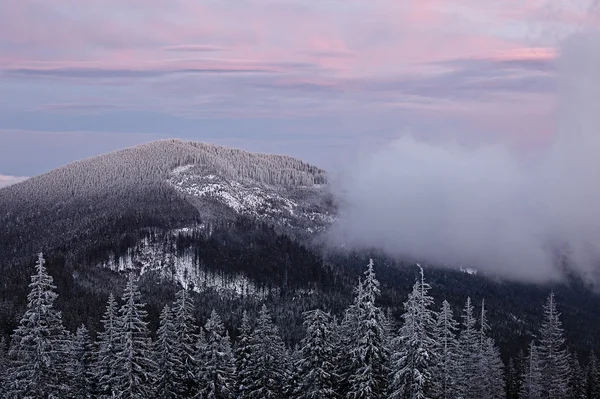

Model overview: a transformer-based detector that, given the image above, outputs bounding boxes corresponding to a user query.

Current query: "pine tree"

[0,336,8,396]
[113,273,156,399]
[5,253,71,398]
[568,351,587,399]
[431,300,459,399]
[474,300,505,399]
[342,259,389,399]
[538,292,570,398]
[197,310,235,399]
[587,351,600,399]
[389,265,436,399]
[242,304,288,399]
[295,309,338,399]
[69,324,94,399]
[506,358,520,399]
[94,293,120,398]
[456,297,479,399]
[520,341,543,399]
[234,311,253,398]
[154,305,181,399]
[172,288,198,397]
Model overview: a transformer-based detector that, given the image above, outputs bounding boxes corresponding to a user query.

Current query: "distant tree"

[432,299,460,399]
[520,341,543,399]
[197,310,235,399]
[68,324,94,399]
[154,305,181,399]
[538,292,570,398]
[388,265,436,399]
[113,273,156,399]
[295,309,338,399]
[5,253,71,398]
[94,293,120,398]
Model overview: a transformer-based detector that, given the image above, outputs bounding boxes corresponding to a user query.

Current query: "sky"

[1,0,593,185]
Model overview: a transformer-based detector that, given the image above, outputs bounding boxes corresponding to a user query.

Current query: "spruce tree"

[538,292,570,398]
[474,300,505,399]
[113,273,156,399]
[242,304,288,399]
[234,311,253,398]
[172,288,198,397]
[568,352,587,399]
[343,259,389,399]
[69,324,94,399]
[5,253,71,399]
[0,337,8,396]
[432,300,459,399]
[456,297,479,399]
[295,309,338,399]
[587,351,600,399]
[520,341,542,399]
[154,305,181,399]
[388,265,436,399]
[197,310,235,399]
[94,293,120,398]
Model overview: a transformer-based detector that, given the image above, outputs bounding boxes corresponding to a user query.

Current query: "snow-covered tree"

[197,310,235,399]
[94,293,120,398]
[456,297,479,399]
[474,300,505,399]
[242,304,288,399]
[520,341,543,399]
[295,309,338,399]
[431,300,459,399]
[538,292,570,398]
[69,324,94,399]
[388,265,436,399]
[568,351,586,399]
[154,305,181,399]
[341,259,389,399]
[0,336,8,396]
[172,288,198,397]
[113,273,156,399]
[234,311,253,398]
[587,351,600,399]
[5,253,71,398]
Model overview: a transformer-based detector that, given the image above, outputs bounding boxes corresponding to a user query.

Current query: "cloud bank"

[0,174,28,188]
[330,23,600,284]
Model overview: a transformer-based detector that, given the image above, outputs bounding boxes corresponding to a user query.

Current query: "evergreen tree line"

[1,254,597,399]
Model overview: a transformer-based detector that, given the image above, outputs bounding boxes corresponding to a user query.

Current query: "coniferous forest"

[1,254,597,399]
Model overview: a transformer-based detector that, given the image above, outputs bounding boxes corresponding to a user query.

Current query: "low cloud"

[330,27,600,284]
[0,174,28,188]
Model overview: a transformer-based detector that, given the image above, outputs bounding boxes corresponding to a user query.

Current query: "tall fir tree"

[295,309,338,399]
[172,288,198,397]
[154,305,181,399]
[431,299,459,399]
[342,259,389,399]
[456,297,479,399]
[538,292,570,398]
[520,341,543,399]
[474,300,505,399]
[234,311,253,399]
[94,293,120,398]
[113,273,156,399]
[568,351,587,399]
[587,351,600,399]
[242,304,288,399]
[69,324,94,399]
[197,310,235,399]
[0,336,8,396]
[388,265,436,399]
[5,253,71,399]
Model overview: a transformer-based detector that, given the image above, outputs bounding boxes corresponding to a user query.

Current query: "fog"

[330,20,600,283]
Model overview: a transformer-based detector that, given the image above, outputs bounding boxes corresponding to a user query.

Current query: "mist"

[330,21,600,283]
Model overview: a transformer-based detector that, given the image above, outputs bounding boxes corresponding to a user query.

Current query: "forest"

[1,254,597,399]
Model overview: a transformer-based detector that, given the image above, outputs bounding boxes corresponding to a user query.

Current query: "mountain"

[1,139,600,361]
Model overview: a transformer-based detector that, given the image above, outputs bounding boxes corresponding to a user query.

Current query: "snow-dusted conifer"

[342,259,389,399]
[154,305,181,399]
[474,300,505,399]
[456,297,479,399]
[113,273,156,399]
[5,253,70,398]
[242,304,288,399]
[431,300,459,399]
[295,309,338,399]
[520,341,542,399]
[568,352,586,399]
[388,264,436,399]
[538,292,570,398]
[94,293,120,398]
[197,310,235,399]
[588,351,600,399]
[69,324,94,399]
[172,288,198,397]
[234,311,253,398]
